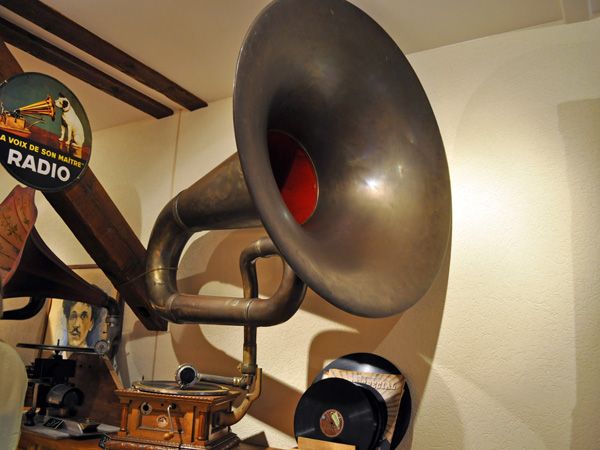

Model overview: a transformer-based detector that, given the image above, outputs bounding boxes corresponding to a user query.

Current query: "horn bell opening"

[233,0,452,318]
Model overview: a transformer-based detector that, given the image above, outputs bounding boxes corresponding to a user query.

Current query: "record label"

[313,353,412,450]
[294,378,384,450]
[320,409,344,437]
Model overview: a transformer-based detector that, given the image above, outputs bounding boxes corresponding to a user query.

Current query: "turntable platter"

[132,380,230,396]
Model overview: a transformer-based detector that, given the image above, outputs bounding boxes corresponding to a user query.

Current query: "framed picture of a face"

[43,264,119,351]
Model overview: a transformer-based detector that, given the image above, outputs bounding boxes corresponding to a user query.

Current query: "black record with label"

[313,353,412,449]
[294,377,387,450]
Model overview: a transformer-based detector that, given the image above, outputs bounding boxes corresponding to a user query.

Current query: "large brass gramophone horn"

[146,0,451,427]
[146,0,451,323]
[0,185,120,354]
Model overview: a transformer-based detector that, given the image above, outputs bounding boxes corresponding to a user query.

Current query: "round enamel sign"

[0,72,91,192]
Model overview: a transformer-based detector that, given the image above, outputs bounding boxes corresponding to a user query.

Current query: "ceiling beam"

[0,0,207,110]
[0,17,174,119]
[0,39,21,77]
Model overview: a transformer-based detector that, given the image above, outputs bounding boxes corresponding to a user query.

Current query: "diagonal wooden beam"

[43,168,168,331]
[0,39,20,76]
[0,17,174,119]
[0,40,168,331]
[0,0,207,110]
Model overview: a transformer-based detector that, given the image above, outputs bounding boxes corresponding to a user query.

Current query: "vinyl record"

[294,378,386,450]
[359,383,388,450]
[314,353,412,449]
[132,380,229,396]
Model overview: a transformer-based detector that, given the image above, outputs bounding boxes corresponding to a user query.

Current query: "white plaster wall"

[1,14,598,450]
[403,18,600,449]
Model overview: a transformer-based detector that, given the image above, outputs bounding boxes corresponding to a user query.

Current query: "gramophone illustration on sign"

[0,91,88,157]
[0,93,55,137]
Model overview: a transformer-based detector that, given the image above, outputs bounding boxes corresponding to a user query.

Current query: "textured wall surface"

[404,16,600,450]
[1,14,598,450]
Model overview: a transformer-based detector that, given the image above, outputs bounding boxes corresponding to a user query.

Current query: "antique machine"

[16,344,121,438]
[105,0,451,448]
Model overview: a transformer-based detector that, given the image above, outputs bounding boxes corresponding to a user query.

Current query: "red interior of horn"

[268,130,318,225]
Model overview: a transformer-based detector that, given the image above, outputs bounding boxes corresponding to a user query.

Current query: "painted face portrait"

[66,302,94,347]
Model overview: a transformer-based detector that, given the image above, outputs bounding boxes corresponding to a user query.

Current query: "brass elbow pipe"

[214,368,263,428]
[145,155,306,327]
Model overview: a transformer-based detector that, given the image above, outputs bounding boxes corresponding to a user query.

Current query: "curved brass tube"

[214,368,263,428]
[145,156,306,326]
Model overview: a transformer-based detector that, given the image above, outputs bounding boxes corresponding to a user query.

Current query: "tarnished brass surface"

[234,0,451,317]
[146,0,451,324]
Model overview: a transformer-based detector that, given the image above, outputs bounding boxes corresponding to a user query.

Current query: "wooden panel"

[298,437,355,450]
[69,352,123,427]
[0,40,23,78]
[18,430,103,450]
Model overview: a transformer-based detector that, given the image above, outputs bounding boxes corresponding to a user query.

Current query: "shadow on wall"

[165,225,450,444]
[558,98,600,449]
[387,243,452,449]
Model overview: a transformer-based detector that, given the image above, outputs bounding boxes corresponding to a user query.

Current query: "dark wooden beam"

[0,0,208,110]
[0,17,174,119]
[0,39,21,76]
[0,41,168,331]
[43,169,168,331]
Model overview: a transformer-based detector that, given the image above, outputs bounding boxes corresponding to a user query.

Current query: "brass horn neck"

[146,155,306,326]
